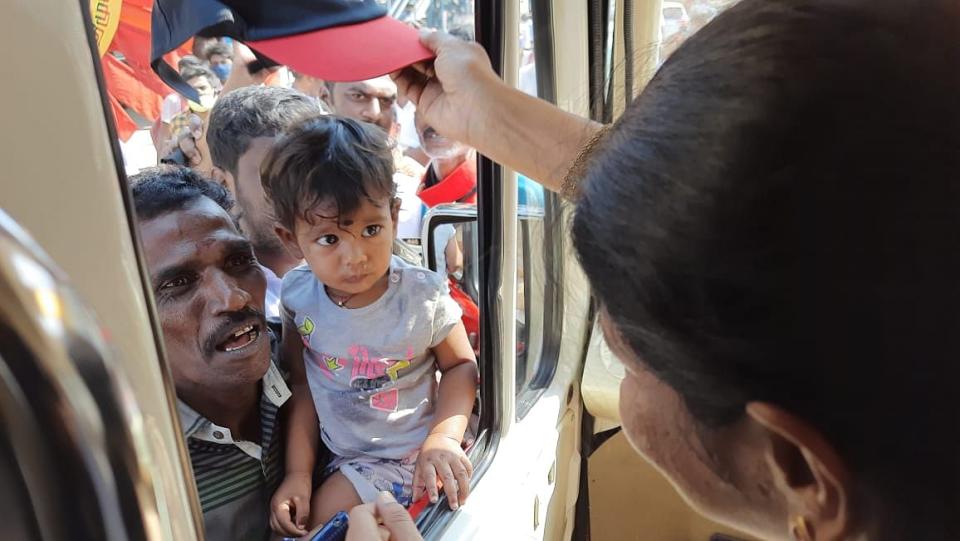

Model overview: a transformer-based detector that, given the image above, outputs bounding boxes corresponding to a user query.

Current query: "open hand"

[391,31,501,149]
[412,434,473,510]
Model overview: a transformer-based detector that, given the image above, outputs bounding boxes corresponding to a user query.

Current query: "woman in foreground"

[352,0,960,539]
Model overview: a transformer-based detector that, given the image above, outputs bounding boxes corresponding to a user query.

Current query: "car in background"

[661,1,691,40]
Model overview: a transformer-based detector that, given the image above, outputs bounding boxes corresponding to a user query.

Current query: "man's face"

[232,136,289,260]
[140,198,270,395]
[186,75,218,111]
[415,109,470,161]
[187,75,216,101]
[330,77,398,136]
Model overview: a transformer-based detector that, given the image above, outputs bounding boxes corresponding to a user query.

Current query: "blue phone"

[283,511,349,541]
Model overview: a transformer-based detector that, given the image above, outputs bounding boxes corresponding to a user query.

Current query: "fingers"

[405,60,436,79]
[434,461,460,510]
[418,460,440,504]
[393,68,427,102]
[411,465,424,503]
[293,495,310,533]
[376,491,423,541]
[176,129,202,166]
[269,510,279,534]
[346,503,380,541]
[418,29,441,51]
[453,457,472,505]
[272,500,307,537]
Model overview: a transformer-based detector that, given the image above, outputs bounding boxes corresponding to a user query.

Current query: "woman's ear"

[274,225,304,260]
[746,402,852,541]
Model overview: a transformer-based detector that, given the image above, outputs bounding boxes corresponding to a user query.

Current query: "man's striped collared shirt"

[178,362,291,541]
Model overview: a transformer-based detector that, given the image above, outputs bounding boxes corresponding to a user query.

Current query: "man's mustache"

[202,307,267,358]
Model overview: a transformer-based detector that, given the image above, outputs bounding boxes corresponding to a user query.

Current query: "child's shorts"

[325,452,418,506]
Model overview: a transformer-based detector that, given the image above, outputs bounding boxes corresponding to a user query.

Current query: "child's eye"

[362,225,383,238]
[317,234,339,246]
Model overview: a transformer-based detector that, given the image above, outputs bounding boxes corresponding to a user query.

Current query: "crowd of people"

[123,0,960,540]
[131,24,491,541]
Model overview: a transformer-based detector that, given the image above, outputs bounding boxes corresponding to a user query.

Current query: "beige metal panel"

[1,1,202,539]
[552,0,591,117]
[589,432,758,541]
[545,3,594,540]
[581,319,625,428]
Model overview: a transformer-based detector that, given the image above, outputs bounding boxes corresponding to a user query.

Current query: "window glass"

[514,1,557,410]
[659,0,739,62]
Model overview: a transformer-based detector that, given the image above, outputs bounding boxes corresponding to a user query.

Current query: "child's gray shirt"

[281,256,462,460]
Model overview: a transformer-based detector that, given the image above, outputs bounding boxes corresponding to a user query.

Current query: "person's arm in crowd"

[444,236,463,276]
[413,321,478,511]
[174,42,276,173]
[392,31,603,195]
[268,314,319,538]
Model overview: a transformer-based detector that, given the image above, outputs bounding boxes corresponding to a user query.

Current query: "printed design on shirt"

[370,388,400,413]
[386,359,410,381]
[310,352,345,381]
[322,354,344,372]
[347,345,416,391]
[297,317,315,348]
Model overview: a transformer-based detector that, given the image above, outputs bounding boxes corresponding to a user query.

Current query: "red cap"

[247,17,435,82]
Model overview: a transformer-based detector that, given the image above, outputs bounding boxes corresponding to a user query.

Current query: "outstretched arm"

[413,322,478,510]
[393,31,602,195]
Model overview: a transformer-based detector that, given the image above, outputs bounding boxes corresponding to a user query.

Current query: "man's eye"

[317,234,339,246]
[362,225,383,238]
[349,92,364,100]
[159,276,191,291]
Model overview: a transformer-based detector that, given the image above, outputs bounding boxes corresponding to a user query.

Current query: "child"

[262,116,479,537]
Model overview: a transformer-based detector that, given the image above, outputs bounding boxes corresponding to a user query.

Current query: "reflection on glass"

[659,0,740,62]
[429,222,480,354]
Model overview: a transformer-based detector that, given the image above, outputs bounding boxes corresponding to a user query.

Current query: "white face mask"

[187,93,216,113]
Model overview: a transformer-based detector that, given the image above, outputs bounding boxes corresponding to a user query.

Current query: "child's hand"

[269,472,312,537]
[413,433,474,510]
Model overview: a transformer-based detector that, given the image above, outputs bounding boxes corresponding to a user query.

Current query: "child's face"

[278,196,399,295]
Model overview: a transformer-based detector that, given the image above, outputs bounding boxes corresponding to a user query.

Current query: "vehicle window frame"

[514,0,564,420]
[416,1,502,537]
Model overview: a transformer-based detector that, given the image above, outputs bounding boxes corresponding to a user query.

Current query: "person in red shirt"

[414,109,480,352]
[415,110,477,206]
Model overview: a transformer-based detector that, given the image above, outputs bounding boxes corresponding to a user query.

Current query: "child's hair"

[260,115,396,233]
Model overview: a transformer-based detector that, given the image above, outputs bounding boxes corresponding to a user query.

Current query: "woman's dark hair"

[572,0,959,538]
[260,115,396,232]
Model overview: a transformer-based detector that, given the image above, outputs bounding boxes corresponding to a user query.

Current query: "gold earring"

[790,516,813,541]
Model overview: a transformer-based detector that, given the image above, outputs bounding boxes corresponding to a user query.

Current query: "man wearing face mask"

[203,41,234,83]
